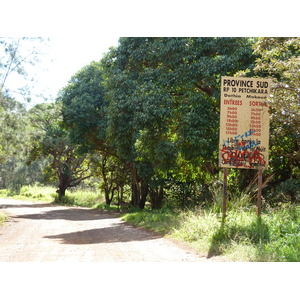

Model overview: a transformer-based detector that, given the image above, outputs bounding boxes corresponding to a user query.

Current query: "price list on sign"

[219,76,272,169]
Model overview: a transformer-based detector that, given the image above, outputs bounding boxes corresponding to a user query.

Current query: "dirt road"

[0,198,214,262]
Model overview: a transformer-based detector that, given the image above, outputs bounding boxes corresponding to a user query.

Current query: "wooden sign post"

[222,168,228,220]
[257,169,263,217]
[219,76,271,217]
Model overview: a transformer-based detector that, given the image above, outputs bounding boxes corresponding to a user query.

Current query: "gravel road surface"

[0,198,214,262]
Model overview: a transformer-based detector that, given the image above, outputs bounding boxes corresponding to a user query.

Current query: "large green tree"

[0,38,48,190]
[58,61,130,205]
[102,37,256,208]
[27,103,92,201]
[57,61,108,153]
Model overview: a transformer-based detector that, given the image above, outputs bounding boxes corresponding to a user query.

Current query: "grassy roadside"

[0,185,56,203]
[122,205,300,262]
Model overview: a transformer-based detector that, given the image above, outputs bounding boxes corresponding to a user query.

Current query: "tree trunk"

[104,189,111,205]
[130,164,140,207]
[138,181,149,209]
[150,186,164,209]
[56,186,67,202]
[117,185,124,211]
[56,175,70,203]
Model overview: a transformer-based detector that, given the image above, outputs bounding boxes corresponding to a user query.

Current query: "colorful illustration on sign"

[220,130,266,168]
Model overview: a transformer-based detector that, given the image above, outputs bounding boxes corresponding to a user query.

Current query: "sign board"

[219,76,271,169]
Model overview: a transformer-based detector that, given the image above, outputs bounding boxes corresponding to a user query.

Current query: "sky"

[3,35,120,106]
[46,36,119,99]
[45,36,119,93]
[1,1,296,108]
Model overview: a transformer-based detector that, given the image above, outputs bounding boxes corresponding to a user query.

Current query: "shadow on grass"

[207,217,270,259]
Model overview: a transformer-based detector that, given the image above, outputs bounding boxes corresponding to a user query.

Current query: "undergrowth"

[122,204,300,262]
[122,208,181,234]
[0,185,56,203]
[0,184,104,207]
[56,189,103,208]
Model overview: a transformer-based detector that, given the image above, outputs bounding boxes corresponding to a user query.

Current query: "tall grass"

[1,185,56,203]
[123,204,300,262]
[122,208,181,234]
[0,184,104,208]
[56,189,104,208]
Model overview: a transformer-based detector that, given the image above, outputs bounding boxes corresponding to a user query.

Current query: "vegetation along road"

[0,198,216,262]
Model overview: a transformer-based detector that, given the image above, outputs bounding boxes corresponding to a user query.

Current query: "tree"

[0,38,48,190]
[0,37,45,102]
[57,61,108,153]
[90,153,130,205]
[0,93,28,164]
[0,93,37,191]
[27,103,92,201]
[253,38,300,184]
[58,61,130,205]
[102,37,256,208]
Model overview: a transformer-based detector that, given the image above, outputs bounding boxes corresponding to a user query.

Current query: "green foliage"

[253,37,300,185]
[58,61,107,153]
[58,62,129,205]
[0,94,28,164]
[267,178,300,204]
[90,153,130,205]
[103,37,254,164]
[101,37,255,208]
[27,103,93,201]
[0,156,49,192]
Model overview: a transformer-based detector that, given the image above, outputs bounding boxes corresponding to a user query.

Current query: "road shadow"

[1,200,119,221]
[44,223,160,244]
[0,203,53,209]
[13,207,118,221]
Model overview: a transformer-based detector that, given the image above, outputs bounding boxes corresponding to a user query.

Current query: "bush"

[267,178,300,204]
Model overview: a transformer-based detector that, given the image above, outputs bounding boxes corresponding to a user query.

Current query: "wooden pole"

[257,168,263,217]
[223,168,228,220]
